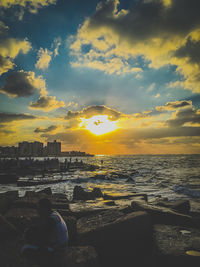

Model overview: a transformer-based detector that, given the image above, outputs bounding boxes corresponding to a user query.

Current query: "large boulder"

[73,186,103,201]
[131,200,197,227]
[103,193,147,201]
[62,246,99,267]
[154,199,190,214]
[12,196,69,210]
[37,187,52,195]
[69,202,109,219]
[77,210,153,267]
[0,191,18,214]
[4,208,38,233]
[153,224,200,267]
[0,215,18,241]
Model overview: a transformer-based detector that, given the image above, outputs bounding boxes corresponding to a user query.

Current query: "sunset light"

[79,115,118,135]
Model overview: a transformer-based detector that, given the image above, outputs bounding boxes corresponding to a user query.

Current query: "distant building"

[0,146,18,157]
[18,141,43,156]
[47,140,61,156]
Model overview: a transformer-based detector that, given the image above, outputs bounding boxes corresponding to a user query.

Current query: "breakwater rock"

[0,186,200,267]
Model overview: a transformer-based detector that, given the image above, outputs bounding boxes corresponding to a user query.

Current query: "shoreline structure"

[0,186,200,267]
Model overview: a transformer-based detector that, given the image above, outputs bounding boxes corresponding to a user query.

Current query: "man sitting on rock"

[21,198,68,267]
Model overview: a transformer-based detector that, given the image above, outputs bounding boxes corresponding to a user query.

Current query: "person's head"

[37,198,52,217]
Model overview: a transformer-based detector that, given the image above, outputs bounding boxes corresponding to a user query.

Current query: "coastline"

[0,186,200,267]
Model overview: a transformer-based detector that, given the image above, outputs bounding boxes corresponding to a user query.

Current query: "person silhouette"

[21,198,68,267]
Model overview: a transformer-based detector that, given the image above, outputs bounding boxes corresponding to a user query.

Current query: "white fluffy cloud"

[35,48,53,70]
[70,0,200,91]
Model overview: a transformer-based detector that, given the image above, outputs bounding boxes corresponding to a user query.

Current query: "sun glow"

[79,115,118,135]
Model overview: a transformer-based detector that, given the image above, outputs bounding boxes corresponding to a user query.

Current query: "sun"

[79,115,118,135]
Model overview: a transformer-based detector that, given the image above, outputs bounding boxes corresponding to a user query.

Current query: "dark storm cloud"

[0,71,37,97]
[156,100,192,111]
[34,125,58,133]
[0,112,37,123]
[166,107,200,127]
[88,0,200,42]
[65,105,125,120]
[174,38,200,64]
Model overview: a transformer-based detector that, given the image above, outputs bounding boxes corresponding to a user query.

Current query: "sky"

[0,0,200,154]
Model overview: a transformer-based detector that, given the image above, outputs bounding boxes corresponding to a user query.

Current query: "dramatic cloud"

[34,125,58,133]
[29,95,65,111]
[0,20,31,75]
[156,100,192,111]
[0,70,46,97]
[41,125,200,154]
[0,0,57,15]
[70,0,200,91]
[35,48,53,70]
[65,105,125,120]
[174,37,200,64]
[166,107,200,127]
[0,112,37,123]
[0,70,65,111]
[0,36,31,75]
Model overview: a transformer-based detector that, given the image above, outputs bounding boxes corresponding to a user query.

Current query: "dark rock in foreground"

[63,246,99,267]
[154,199,190,214]
[153,224,200,267]
[131,200,198,227]
[77,210,153,267]
[0,214,19,241]
[0,191,18,214]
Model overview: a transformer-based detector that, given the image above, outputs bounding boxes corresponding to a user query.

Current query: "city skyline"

[0,0,200,154]
[0,140,92,157]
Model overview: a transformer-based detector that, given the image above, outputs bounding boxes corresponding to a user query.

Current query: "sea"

[1,154,200,211]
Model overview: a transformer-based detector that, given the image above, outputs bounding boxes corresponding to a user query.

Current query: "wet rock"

[53,193,68,200]
[131,200,196,227]
[73,186,99,201]
[24,187,53,198]
[12,196,69,210]
[104,200,116,206]
[36,187,52,195]
[77,210,152,267]
[62,246,99,267]
[103,193,147,201]
[92,174,106,180]
[24,190,45,198]
[69,202,108,219]
[92,187,103,198]
[155,199,190,214]
[153,224,200,267]
[126,176,135,182]
[0,191,18,214]
[0,215,18,241]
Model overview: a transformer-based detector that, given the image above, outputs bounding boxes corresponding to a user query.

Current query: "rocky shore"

[0,186,200,267]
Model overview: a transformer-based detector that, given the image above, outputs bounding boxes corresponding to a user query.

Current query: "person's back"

[48,210,68,251]
[21,198,68,267]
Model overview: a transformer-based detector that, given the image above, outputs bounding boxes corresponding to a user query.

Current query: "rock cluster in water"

[0,186,200,267]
